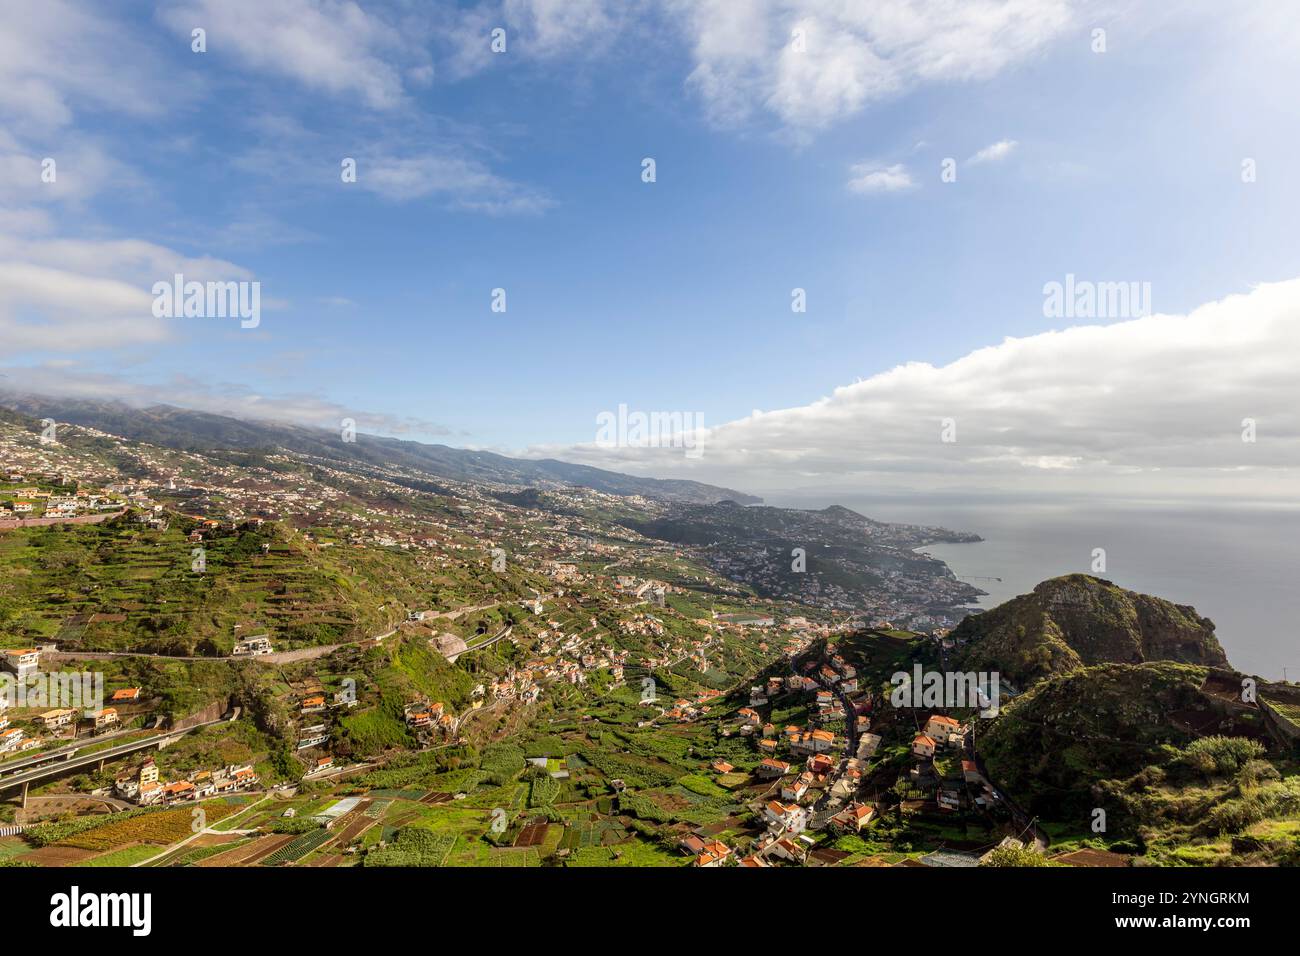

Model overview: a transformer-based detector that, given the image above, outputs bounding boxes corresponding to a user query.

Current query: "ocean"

[768,495,1300,681]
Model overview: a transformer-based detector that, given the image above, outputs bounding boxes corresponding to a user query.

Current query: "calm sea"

[768,495,1300,681]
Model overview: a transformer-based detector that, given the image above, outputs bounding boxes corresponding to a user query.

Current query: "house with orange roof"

[36,708,77,731]
[138,780,163,805]
[1,648,40,679]
[679,834,708,856]
[924,714,962,741]
[830,803,876,833]
[912,733,937,759]
[769,837,807,863]
[763,800,808,833]
[110,687,141,703]
[693,840,732,867]
[757,758,791,779]
[231,766,259,789]
[781,775,811,803]
[162,780,197,802]
[806,753,835,775]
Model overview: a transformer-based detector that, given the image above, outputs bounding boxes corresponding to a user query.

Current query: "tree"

[979,845,1057,867]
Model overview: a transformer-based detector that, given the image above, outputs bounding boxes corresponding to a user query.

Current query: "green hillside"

[953,574,1227,688]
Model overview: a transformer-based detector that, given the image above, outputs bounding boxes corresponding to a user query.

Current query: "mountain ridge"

[0,393,760,506]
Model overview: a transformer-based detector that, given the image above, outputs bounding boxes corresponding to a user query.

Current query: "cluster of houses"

[0,482,126,520]
[290,681,368,771]
[612,574,670,608]
[0,687,143,755]
[710,643,887,864]
[485,625,629,706]
[905,714,1000,813]
[403,699,458,741]
[618,614,666,639]
[659,687,724,723]
[638,634,718,678]
[677,790,877,868]
[114,757,259,805]
[541,560,584,585]
[910,714,966,760]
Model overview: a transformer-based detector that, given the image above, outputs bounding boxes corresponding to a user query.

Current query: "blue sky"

[2,0,1298,500]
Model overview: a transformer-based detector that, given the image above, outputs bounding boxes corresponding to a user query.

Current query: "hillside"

[952,574,1228,688]
[618,500,982,617]
[978,660,1300,864]
[981,662,1266,807]
[0,395,759,505]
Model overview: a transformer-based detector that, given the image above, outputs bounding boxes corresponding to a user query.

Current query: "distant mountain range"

[0,394,759,505]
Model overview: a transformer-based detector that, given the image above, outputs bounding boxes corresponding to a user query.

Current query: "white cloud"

[504,0,619,57]
[225,112,553,215]
[847,162,914,194]
[0,131,131,206]
[159,0,429,110]
[0,365,454,438]
[0,0,170,131]
[440,0,623,79]
[968,139,1018,164]
[358,154,555,214]
[674,0,1076,133]
[0,231,254,352]
[528,279,1300,502]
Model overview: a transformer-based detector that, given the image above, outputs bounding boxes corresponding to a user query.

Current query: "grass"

[565,838,685,867]
[75,844,161,867]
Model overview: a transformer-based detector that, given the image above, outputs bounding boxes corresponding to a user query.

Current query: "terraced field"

[262,827,334,865]
[55,803,241,851]
[0,516,408,654]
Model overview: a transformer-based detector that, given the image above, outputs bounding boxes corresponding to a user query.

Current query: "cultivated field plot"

[197,834,295,867]
[369,788,429,801]
[261,828,335,866]
[558,817,630,849]
[513,818,550,847]
[17,846,98,867]
[151,835,251,867]
[56,802,241,851]
[332,814,377,847]
[75,843,161,867]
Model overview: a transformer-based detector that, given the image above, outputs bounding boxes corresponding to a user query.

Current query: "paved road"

[46,599,509,666]
[0,720,164,776]
[0,716,231,794]
[461,625,513,653]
